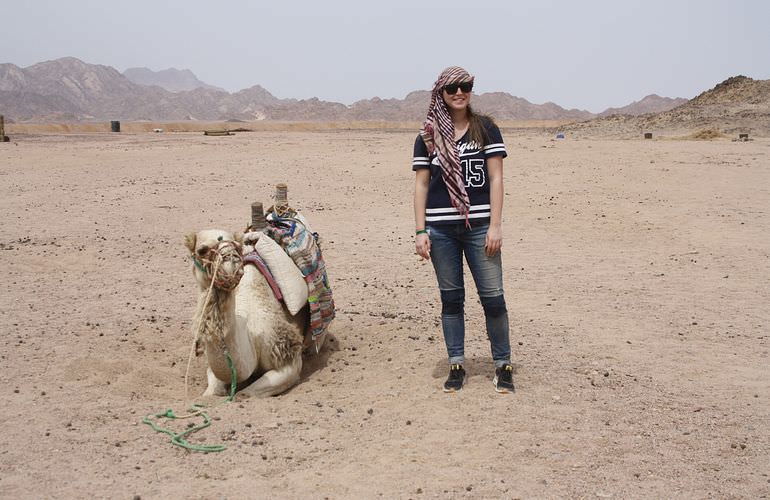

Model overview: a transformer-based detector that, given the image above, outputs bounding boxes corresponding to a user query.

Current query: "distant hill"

[123,67,224,93]
[0,57,158,120]
[0,58,286,121]
[598,94,687,117]
[0,57,694,124]
[569,76,770,137]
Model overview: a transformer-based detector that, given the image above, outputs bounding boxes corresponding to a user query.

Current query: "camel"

[184,229,309,398]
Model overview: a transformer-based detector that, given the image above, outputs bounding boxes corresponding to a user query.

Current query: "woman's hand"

[485,224,502,257]
[415,232,431,260]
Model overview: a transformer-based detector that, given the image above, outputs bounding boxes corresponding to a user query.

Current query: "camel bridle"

[192,240,245,292]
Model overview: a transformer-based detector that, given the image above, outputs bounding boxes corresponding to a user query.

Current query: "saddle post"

[251,202,266,232]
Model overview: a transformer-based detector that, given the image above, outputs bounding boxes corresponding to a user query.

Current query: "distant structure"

[556,132,565,139]
[111,120,121,133]
[644,132,653,139]
[735,133,752,142]
[0,115,8,142]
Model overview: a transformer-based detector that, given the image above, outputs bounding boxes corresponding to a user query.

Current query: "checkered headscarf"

[420,66,475,223]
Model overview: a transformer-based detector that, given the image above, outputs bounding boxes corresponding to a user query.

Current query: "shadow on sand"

[431,356,521,383]
[299,333,339,382]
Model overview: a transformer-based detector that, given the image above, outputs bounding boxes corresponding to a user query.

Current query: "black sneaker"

[443,364,466,393]
[493,363,515,393]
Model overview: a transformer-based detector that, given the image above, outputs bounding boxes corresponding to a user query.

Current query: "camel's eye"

[217,235,223,241]
[197,245,209,257]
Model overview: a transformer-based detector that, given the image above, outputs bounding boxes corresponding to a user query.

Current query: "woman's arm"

[414,169,431,260]
[485,156,504,257]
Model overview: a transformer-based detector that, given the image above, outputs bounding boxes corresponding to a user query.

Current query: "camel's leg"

[202,367,228,397]
[240,358,302,398]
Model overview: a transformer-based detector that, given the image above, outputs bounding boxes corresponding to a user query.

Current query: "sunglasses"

[443,82,474,94]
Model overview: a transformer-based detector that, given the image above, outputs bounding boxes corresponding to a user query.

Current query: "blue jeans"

[429,223,511,367]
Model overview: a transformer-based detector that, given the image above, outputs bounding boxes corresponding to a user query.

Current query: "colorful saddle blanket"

[265,217,335,339]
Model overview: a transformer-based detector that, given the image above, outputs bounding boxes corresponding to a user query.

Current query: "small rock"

[367,408,374,415]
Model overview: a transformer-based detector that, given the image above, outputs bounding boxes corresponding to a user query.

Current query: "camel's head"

[184,229,244,292]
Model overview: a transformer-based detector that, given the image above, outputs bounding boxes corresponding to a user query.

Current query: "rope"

[192,241,244,292]
[268,203,296,219]
[184,255,221,403]
[142,351,237,452]
[142,243,242,452]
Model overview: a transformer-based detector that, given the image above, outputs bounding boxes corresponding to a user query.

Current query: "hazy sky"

[5,0,769,112]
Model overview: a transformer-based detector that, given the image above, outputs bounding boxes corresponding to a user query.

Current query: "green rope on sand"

[142,350,237,452]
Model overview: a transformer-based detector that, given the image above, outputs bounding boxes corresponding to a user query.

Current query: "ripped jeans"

[429,223,511,367]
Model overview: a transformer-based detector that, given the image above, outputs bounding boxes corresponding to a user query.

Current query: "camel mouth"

[194,241,245,291]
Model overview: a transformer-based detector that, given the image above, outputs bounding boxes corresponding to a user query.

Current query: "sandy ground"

[0,129,768,498]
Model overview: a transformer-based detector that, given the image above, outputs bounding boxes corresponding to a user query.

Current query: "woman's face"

[442,82,472,112]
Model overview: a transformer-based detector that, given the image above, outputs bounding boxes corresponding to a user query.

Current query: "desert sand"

[0,128,768,498]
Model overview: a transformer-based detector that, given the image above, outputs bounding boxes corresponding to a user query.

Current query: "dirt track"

[1,130,768,498]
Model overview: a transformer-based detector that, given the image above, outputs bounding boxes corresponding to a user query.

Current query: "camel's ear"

[184,232,197,254]
[233,231,244,244]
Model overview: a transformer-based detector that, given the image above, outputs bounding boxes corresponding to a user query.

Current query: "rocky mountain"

[342,90,595,122]
[0,58,277,121]
[0,57,701,124]
[1,57,166,120]
[598,94,688,117]
[568,76,770,137]
[123,67,224,92]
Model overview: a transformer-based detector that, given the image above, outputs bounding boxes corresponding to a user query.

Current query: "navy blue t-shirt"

[412,119,507,226]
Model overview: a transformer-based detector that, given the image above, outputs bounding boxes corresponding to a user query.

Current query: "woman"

[413,66,514,394]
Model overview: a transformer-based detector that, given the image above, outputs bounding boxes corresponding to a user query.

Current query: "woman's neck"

[449,108,469,127]
[451,110,469,140]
